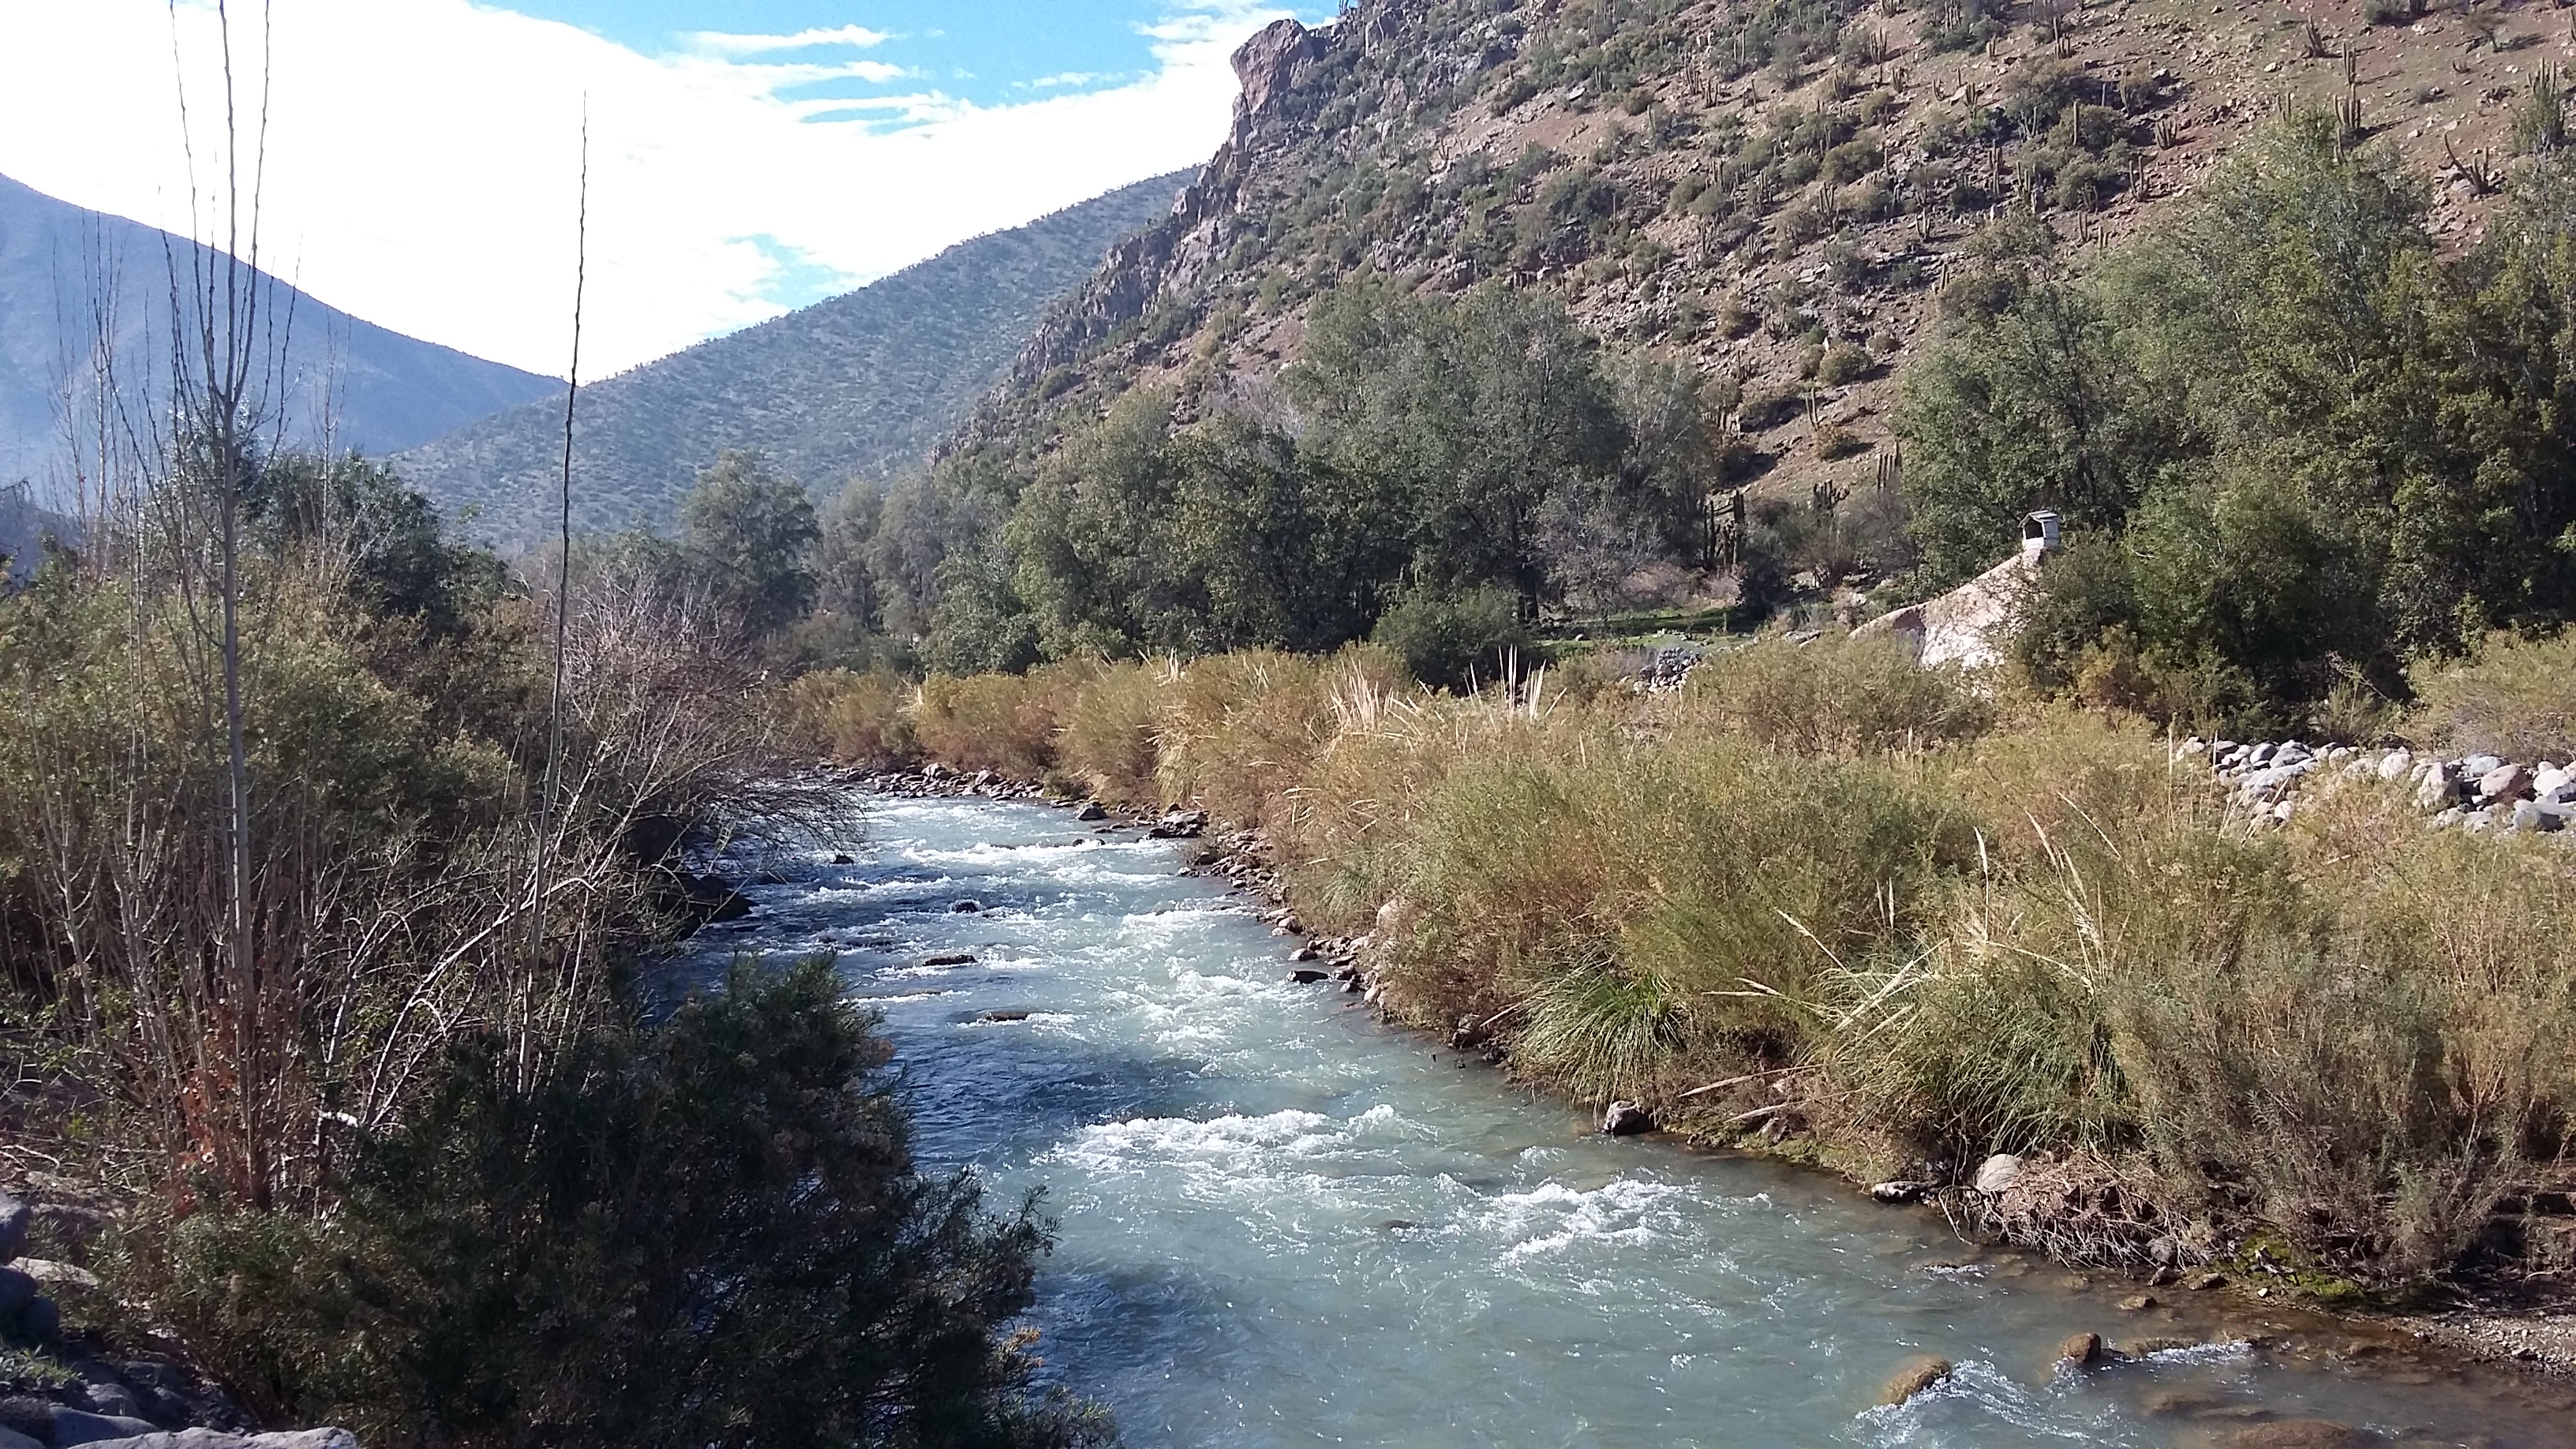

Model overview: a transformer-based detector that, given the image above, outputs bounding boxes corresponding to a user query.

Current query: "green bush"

[133,959,1114,1449]
[1371,586,1529,691]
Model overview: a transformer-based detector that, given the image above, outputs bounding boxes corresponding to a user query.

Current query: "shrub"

[2406,629,2576,761]
[1814,421,1869,460]
[1815,342,1872,387]
[1680,633,1994,755]
[126,959,1115,1447]
[783,669,917,768]
[1370,586,1528,691]
[1056,660,1169,807]
[911,665,1088,779]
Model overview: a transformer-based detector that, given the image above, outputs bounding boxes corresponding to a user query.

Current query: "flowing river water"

[686,794,2576,1448]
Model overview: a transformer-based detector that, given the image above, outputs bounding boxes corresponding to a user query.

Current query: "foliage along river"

[687,794,2576,1447]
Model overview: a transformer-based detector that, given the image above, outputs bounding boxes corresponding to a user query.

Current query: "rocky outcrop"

[1853,552,2039,671]
[992,18,1332,398]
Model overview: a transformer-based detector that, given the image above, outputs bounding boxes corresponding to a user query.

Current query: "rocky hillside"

[957,0,2555,517]
[396,173,1193,551]
[0,172,556,494]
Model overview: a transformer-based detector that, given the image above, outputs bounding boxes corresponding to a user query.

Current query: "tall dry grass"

[800,635,2576,1290]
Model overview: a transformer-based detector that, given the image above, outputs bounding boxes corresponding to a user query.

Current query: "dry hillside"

[960,0,2564,543]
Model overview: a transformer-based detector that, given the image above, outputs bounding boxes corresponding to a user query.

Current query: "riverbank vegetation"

[769,118,2576,1300]
[777,115,2576,743]
[0,449,1110,1443]
[799,638,2576,1296]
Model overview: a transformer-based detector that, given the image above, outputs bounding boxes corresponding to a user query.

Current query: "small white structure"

[2021,510,2062,564]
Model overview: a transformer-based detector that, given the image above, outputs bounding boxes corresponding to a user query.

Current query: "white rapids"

[683,796,2575,1449]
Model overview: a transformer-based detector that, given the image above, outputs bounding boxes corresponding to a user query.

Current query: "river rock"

[2118,1293,2158,1312]
[2212,1421,2368,1449]
[1601,1101,1654,1136]
[0,1197,24,1264]
[1290,968,1330,984]
[2053,1331,2104,1368]
[2186,1271,2227,1290]
[0,1426,37,1449]
[1877,1355,1953,1406]
[922,953,978,968]
[1149,809,1209,839]
[978,1011,1032,1024]
[951,900,983,914]
[1074,801,1110,822]
[2478,762,2533,803]
[2415,763,2461,811]
[2462,753,2506,779]
[0,1268,31,1318]
[1870,1181,1933,1203]
[1973,1154,2024,1193]
[48,1410,162,1446]
[79,1381,146,1421]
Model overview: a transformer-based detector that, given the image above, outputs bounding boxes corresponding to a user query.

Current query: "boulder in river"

[1877,1355,1953,1406]
[1870,1181,1933,1203]
[922,953,979,968]
[1075,801,1110,822]
[1601,1101,1654,1136]
[1290,969,1330,984]
[952,900,983,914]
[2053,1331,2104,1368]
[1973,1154,2024,1193]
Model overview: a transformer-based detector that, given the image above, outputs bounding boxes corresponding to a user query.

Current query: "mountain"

[953,0,2539,502]
[395,172,1194,549]
[0,172,557,492]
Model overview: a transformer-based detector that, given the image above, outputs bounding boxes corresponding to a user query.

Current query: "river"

[687,794,2576,1448]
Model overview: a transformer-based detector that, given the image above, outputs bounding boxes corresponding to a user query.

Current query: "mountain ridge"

[0,171,558,492]
[395,171,1195,551]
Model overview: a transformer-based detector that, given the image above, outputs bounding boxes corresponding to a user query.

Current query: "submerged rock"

[2213,1421,2367,1449]
[2053,1331,2104,1368]
[1877,1355,1953,1406]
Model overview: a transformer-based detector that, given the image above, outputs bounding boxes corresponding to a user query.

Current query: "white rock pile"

[2175,737,2576,835]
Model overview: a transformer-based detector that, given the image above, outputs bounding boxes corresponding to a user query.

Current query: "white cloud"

[686,24,894,55]
[0,0,1294,378]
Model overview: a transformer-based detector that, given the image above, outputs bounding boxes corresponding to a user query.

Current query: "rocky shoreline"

[842,766,2576,1390]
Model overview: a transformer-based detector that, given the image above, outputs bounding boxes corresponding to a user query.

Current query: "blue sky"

[0,0,1327,374]
[508,2,1314,115]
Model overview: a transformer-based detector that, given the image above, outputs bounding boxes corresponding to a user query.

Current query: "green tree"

[679,451,821,637]
[1904,115,2576,724]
